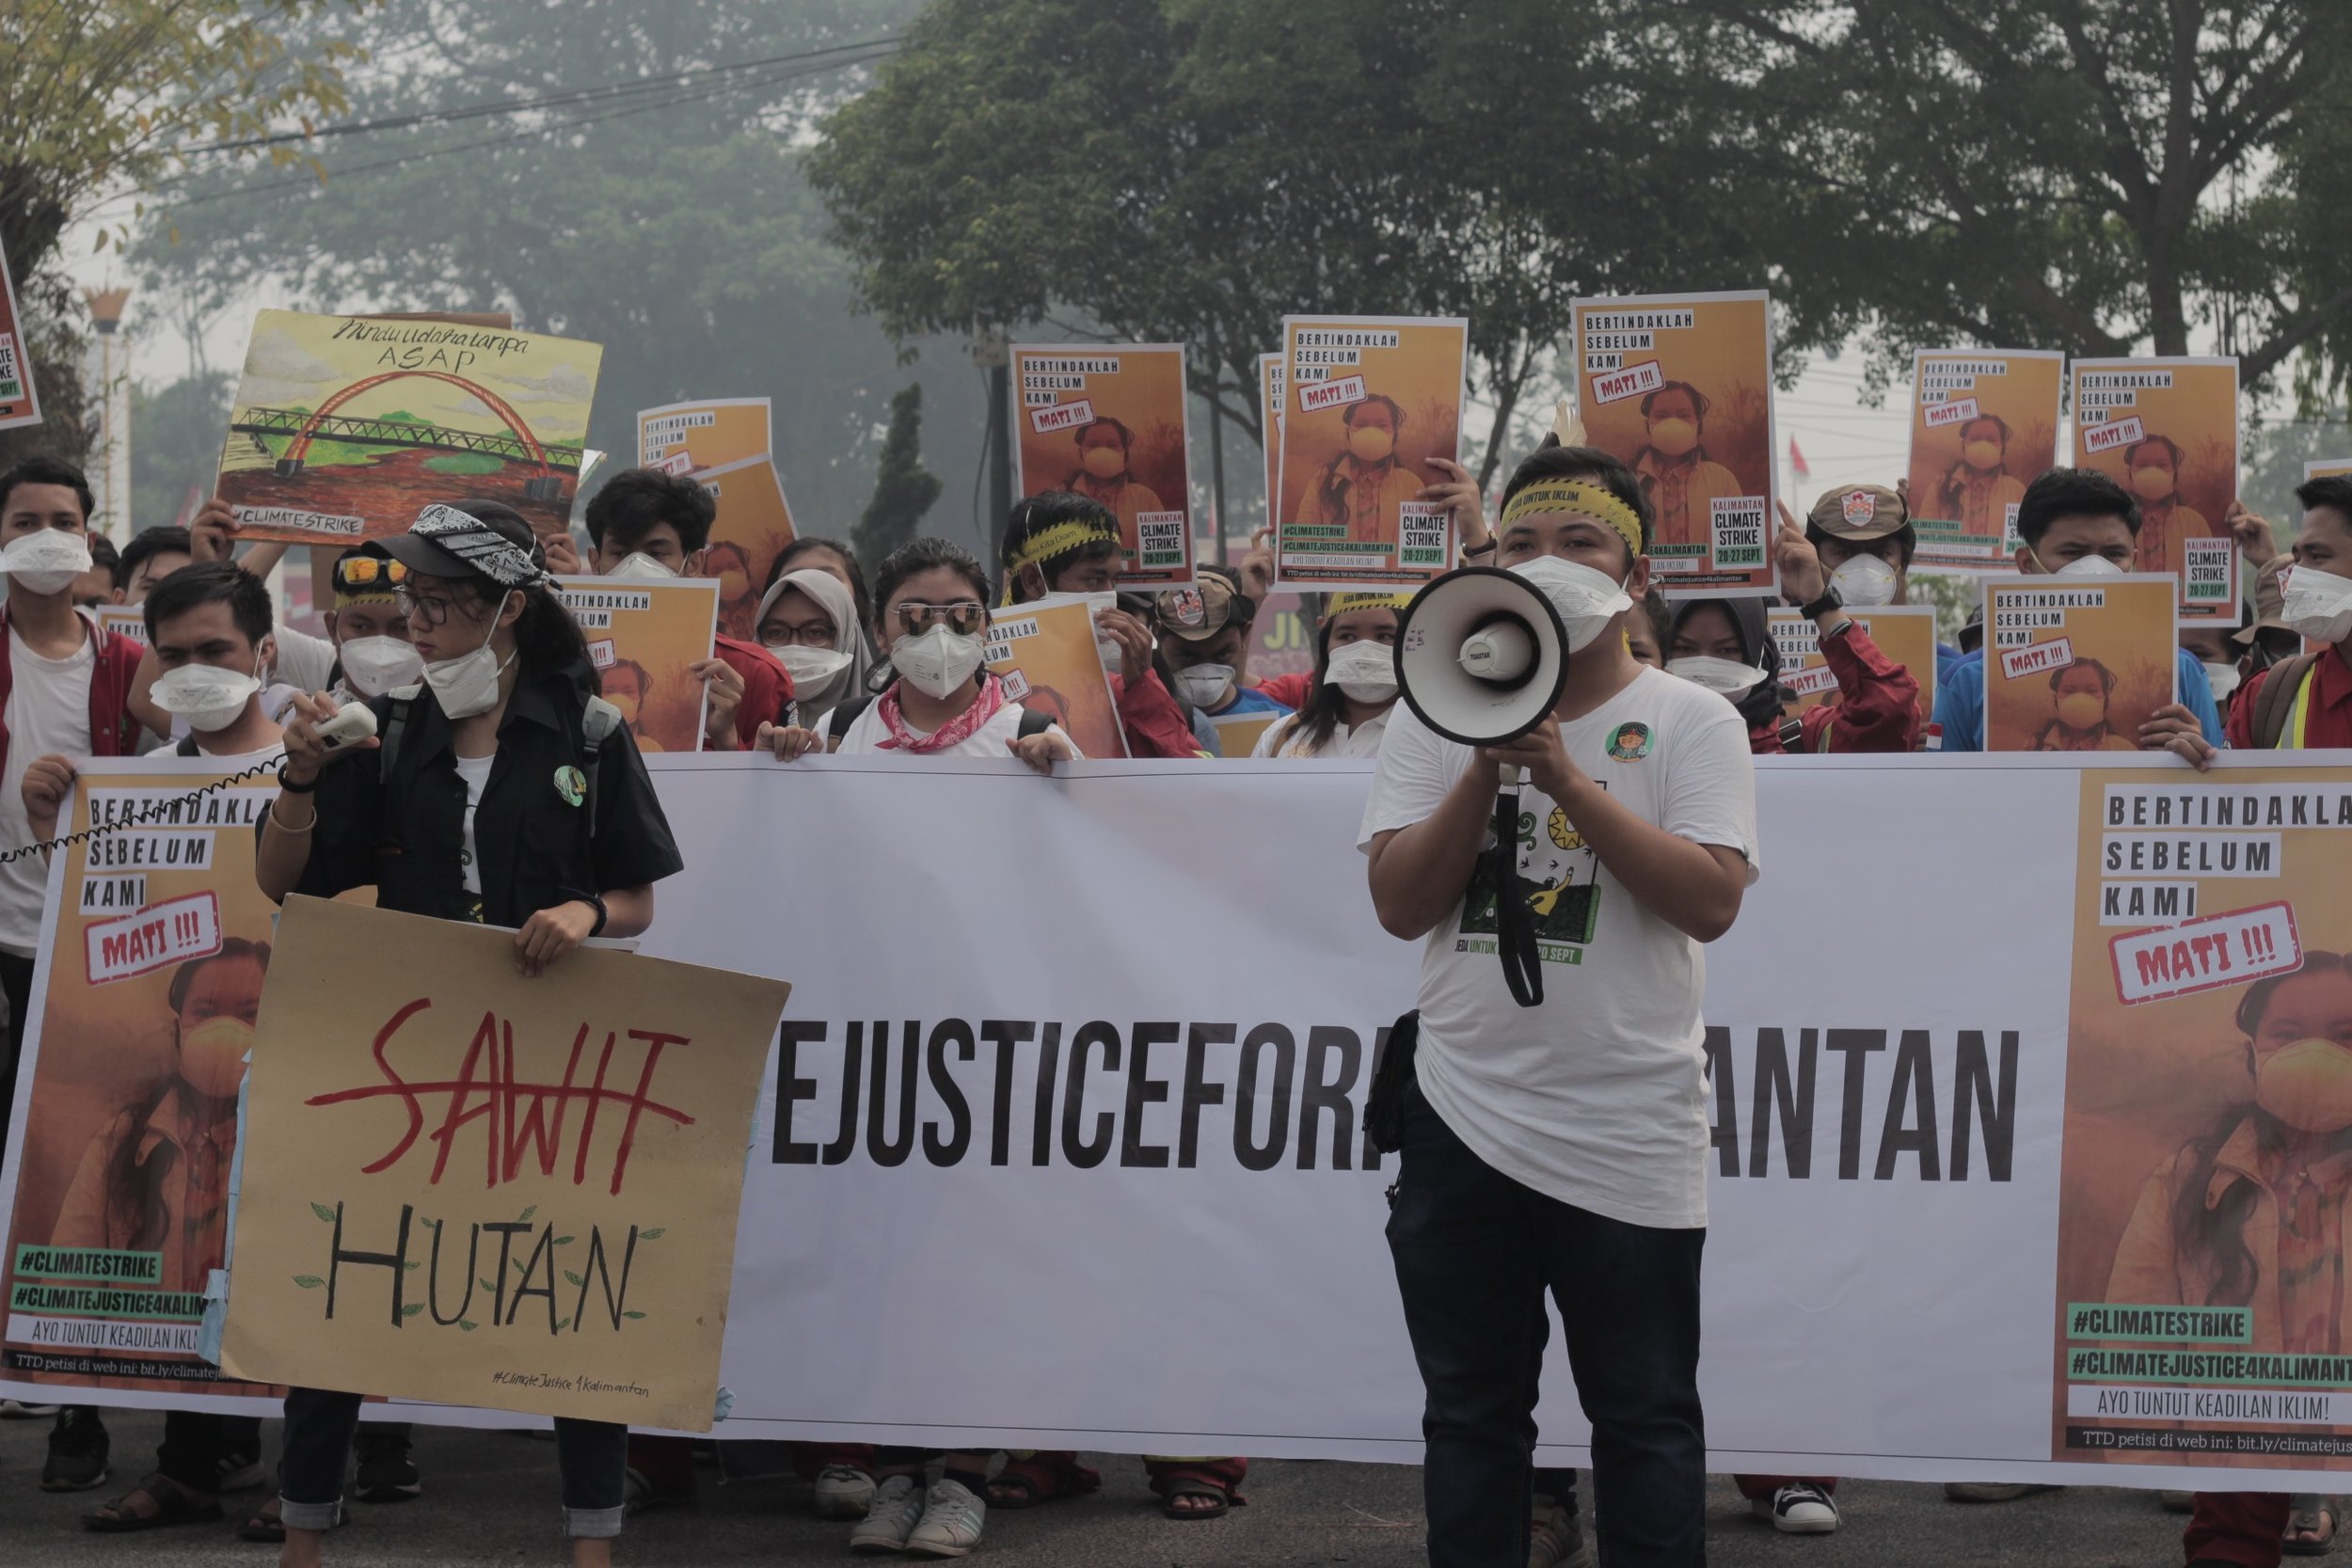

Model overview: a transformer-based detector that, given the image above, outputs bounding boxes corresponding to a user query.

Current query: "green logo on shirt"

[1607,721,1652,761]
[554,765,587,807]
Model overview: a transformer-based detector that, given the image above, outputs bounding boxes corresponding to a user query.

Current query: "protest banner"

[1209,710,1282,758]
[982,592,1129,759]
[1767,605,1938,724]
[215,309,603,545]
[1012,345,1195,586]
[1905,349,2064,567]
[551,577,722,754]
[692,454,797,641]
[635,397,772,476]
[0,240,39,431]
[1574,291,1776,595]
[0,760,287,1406]
[217,895,790,1431]
[2073,357,2241,621]
[94,606,149,648]
[1275,315,1467,591]
[1259,351,1285,526]
[1983,575,2178,752]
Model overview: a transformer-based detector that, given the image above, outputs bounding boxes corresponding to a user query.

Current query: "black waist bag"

[1366,1009,1421,1154]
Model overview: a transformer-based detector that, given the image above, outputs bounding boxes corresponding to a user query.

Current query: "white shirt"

[0,626,95,955]
[835,698,1081,759]
[1356,665,1759,1229]
[454,753,495,895]
[1252,706,1391,759]
[268,625,337,696]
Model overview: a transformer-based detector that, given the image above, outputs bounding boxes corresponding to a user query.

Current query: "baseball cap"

[1152,571,1254,641]
[1807,483,1907,542]
[371,500,550,589]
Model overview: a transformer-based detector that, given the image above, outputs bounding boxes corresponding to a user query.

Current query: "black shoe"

[215,1448,266,1493]
[352,1431,421,1502]
[41,1406,110,1493]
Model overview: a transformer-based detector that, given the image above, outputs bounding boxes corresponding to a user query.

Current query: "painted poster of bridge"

[215,309,604,544]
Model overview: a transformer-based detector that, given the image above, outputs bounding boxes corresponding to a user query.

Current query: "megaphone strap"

[1499,480,1644,559]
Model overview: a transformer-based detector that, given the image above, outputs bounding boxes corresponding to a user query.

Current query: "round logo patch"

[554,765,587,807]
[1841,488,1878,529]
[1165,588,1206,628]
[1607,721,1653,761]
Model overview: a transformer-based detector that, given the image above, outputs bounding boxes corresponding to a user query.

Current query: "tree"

[853,385,944,575]
[130,372,233,532]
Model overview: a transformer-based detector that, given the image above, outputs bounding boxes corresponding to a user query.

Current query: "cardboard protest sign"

[635,398,771,477]
[1982,576,2177,752]
[2072,357,2241,621]
[215,309,602,545]
[1573,292,1775,595]
[1012,345,1195,585]
[1274,315,1467,591]
[1209,710,1282,759]
[0,240,39,431]
[551,578,721,754]
[1258,352,1285,528]
[95,606,149,648]
[0,762,286,1401]
[1768,605,1938,725]
[219,896,789,1431]
[2307,459,2352,483]
[693,454,797,641]
[983,593,1128,759]
[1905,350,2064,568]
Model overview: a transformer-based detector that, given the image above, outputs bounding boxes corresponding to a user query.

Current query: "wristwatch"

[1798,585,1843,620]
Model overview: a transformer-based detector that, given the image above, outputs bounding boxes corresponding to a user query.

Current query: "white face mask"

[1669,655,1767,696]
[338,635,426,699]
[2201,659,2243,704]
[2040,550,2127,579]
[1508,554,1631,654]
[1829,552,1899,607]
[422,591,516,720]
[1,529,94,597]
[1324,640,1398,703]
[151,665,261,733]
[771,643,853,705]
[1176,662,1236,710]
[890,623,986,700]
[2282,563,2352,645]
[607,551,678,582]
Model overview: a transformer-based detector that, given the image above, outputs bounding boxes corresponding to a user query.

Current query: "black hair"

[117,525,194,591]
[87,533,120,574]
[0,455,94,524]
[1631,582,1673,659]
[875,536,991,630]
[1291,599,1402,754]
[1670,596,1785,730]
[1499,440,1655,558]
[1340,394,1404,430]
[1072,416,1133,450]
[1958,413,2011,444]
[998,490,1121,599]
[143,561,272,647]
[2295,475,2352,527]
[583,466,715,555]
[768,536,875,628]
[2122,434,2185,470]
[2049,657,2116,695]
[1806,519,1918,567]
[605,657,652,694]
[2014,467,2139,547]
[1638,381,1709,422]
[439,498,597,688]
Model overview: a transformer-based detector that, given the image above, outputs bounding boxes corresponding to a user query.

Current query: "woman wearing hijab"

[755,567,874,734]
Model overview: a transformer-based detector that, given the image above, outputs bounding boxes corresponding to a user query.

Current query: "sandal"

[2286,1497,2338,1557]
[1149,1465,1248,1521]
[81,1471,224,1533]
[986,1452,1102,1510]
[237,1495,347,1543]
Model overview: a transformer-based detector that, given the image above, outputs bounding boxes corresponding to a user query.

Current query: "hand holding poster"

[215,309,603,545]
[982,593,1129,758]
[1275,315,1467,591]
[1984,575,2178,752]
[1768,605,1939,724]
[218,896,790,1431]
[1013,345,1195,585]
[0,239,39,431]
[1906,350,2064,567]
[550,577,722,754]
[1573,292,1776,594]
[2073,357,2241,620]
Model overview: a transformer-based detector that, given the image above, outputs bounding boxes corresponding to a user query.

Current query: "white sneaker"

[817,1464,879,1520]
[1756,1481,1839,1534]
[1529,1498,1594,1568]
[0,1400,60,1418]
[850,1474,925,1554]
[905,1477,987,1559]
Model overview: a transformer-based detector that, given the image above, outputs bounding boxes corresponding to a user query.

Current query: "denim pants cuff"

[566,1503,626,1540]
[278,1495,343,1531]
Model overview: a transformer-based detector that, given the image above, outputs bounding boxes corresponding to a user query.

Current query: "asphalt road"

[0,1409,2249,1565]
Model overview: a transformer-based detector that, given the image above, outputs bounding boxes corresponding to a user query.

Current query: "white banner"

[12,752,2352,1490]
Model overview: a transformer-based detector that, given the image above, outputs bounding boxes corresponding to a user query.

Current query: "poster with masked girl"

[2051,765,2352,1471]
[1011,344,1196,586]
[1905,349,2064,568]
[692,453,798,641]
[551,576,721,753]
[2072,357,2241,623]
[981,592,1130,759]
[1981,576,2178,752]
[1274,314,1468,591]
[1573,291,1776,596]
[0,759,287,1403]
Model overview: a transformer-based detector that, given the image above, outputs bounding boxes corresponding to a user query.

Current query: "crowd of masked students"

[0,437,2343,1568]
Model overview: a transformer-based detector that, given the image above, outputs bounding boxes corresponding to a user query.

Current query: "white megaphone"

[1393,566,1570,746]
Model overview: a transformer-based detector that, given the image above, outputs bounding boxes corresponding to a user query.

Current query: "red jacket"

[1113,669,1203,758]
[1750,620,1921,754]
[711,634,793,749]
[1256,671,1314,712]
[0,607,145,778]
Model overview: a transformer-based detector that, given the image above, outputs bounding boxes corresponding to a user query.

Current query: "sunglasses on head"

[891,600,986,638]
[334,557,410,593]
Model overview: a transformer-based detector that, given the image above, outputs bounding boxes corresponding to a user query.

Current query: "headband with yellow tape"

[1497,480,1644,559]
[1326,592,1411,617]
[1001,516,1123,602]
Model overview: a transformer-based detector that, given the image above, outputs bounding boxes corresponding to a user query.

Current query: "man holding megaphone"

[1359,442,1759,1568]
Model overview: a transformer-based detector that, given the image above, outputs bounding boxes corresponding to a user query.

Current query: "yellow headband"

[1498,480,1644,559]
[1327,592,1410,617]
[1007,518,1121,575]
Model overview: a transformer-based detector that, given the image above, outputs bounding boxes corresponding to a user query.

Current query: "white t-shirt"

[454,753,495,895]
[0,627,95,955]
[1253,706,1391,759]
[1356,665,1759,1229]
[268,626,338,697]
[834,698,1080,759]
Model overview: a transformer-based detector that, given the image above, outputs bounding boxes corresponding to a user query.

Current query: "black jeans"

[1385,1083,1706,1568]
[280,1387,624,1537]
[153,1411,265,1493]
[1,950,32,1171]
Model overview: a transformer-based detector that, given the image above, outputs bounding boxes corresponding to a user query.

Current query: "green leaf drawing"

[513,1259,528,1275]
[564,1271,582,1288]
[459,1320,477,1332]
[518,1205,538,1223]
[292,1275,324,1290]
[478,1277,496,1292]
[403,1260,419,1272]
[554,1236,574,1245]
[638,1227,664,1241]
[309,1202,336,1223]
[401,1303,423,1318]
[555,1316,571,1331]
[622,1310,646,1321]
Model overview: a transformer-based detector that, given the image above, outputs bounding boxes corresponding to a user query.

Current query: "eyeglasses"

[333,557,409,593]
[762,621,838,648]
[396,587,483,629]
[890,600,986,638]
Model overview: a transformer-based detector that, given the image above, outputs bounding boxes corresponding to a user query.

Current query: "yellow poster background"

[1984,576,2177,752]
[694,454,797,641]
[1011,345,1194,585]
[1210,710,1280,758]
[216,309,603,545]
[551,578,720,754]
[1905,350,2064,567]
[2073,357,2240,621]
[635,398,772,475]
[220,897,789,1431]
[1767,605,1938,724]
[1275,315,1466,591]
[983,594,1128,759]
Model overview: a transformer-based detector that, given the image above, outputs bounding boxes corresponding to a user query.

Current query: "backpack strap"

[579,695,622,838]
[2251,653,2321,751]
[826,696,874,745]
[376,684,423,784]
[1774,716,1807,754]
[174,735,201,758]
[1016,706,1055,741]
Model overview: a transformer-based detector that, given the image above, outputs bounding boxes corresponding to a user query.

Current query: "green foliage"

[853,385,943,578]
[131,372,231,531]
[1906,569,1982,647]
